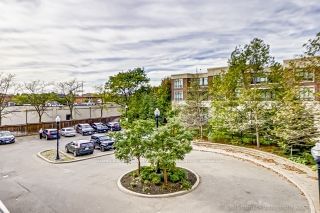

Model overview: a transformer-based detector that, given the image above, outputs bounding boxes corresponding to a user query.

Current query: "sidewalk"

[193,141,318,213]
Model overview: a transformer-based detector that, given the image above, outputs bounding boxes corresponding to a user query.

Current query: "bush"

[181,179,192,190]
[169,174,180,183]
[150,173,161,185]
[140,166,155,181]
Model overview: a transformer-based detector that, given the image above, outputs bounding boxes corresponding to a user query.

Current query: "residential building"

[170,57,320,104]
[171,67,228,103]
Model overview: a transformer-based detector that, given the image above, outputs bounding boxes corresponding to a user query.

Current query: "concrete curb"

[117,167,200,198]
[37,150,115,164]
[0,200,10,213]
[192,142,317,213]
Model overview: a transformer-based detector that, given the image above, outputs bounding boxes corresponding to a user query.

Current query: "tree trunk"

[137,157,141,174]
[200,125,203,140]
[38,113,42,123]
[0,114,2,126]
[254,112,260,148]
[163,168,168,185]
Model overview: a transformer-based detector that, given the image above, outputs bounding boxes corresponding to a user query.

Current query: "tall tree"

[14,81,56,123]
[227,38,278,148]
[105,67,149,107]
[57,79,82,120]
[272,67,318,152]
[113,119,154,174]
[146,119,192,185]
[180,74,208,139]
[0,73,15,126]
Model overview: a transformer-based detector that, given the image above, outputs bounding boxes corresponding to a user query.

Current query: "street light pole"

[55,115,61,160]
[311,142,320,205]
[154,108,160,128]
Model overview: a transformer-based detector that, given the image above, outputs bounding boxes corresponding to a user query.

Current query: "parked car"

[75,123,95,136]
[65,140,94,157]
[106,122,121,131]
[90,134,115,151]
[60,127,76,137]
[91,122,109,133]
[0,131,15,145]
[42,129,60,140]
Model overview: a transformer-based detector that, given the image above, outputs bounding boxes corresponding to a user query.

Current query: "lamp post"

[154,108,160,128]
[55,115,61,160]
[311,142,320,205]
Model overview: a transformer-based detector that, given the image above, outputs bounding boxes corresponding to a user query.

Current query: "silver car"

[60,127,77,137]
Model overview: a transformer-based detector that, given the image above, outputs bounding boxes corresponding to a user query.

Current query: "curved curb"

[117,167,200,198]
[192,143,317,213]
[37,150,115,164]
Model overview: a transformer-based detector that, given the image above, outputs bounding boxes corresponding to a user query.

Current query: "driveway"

[0,136,310,213]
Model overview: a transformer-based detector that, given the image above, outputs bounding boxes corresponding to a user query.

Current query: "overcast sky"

[0,0,319,92]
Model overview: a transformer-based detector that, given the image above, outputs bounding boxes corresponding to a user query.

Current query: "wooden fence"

[0,116,120,136]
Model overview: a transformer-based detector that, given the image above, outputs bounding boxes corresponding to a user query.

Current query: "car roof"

[79,123,90,125]
[74,140,91,144]
[62,127,74,130]
[92,133,106,137]
[45,129,57,131]
[0,131,11,133]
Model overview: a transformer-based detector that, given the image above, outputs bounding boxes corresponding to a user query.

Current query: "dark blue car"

[107,122,121,131]
[42,129,60,140]
[0,131,15,144]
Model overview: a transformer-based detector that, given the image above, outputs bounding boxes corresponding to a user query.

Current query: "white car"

[60,127,77,137]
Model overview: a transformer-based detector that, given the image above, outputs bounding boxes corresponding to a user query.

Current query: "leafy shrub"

[169,174,180,183]
[181,179,192,190]
[140,166,155,181]
[142,186,151,193]
[150,173,161,185]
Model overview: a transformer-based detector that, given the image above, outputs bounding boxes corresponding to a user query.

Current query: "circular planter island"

[117,167,200,198]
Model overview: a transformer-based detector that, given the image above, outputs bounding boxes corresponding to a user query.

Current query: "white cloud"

[0,0,319,91]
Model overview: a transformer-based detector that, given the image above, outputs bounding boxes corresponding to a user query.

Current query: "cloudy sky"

[0,0,319,92]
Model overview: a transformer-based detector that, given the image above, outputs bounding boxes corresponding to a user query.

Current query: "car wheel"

[65,147,69,153]
[101,147,105,152]
[73,151,77,157]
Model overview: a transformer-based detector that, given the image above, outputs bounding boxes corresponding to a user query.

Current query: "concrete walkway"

[193,141,318,213]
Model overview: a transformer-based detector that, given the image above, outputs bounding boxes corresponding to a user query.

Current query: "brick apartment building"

[171,57,320,104]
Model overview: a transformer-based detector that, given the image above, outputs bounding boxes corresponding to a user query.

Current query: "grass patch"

[40,149,74,162]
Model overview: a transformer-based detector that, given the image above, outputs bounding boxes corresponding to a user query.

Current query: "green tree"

[105,67,149,107]
[180,74,208,139]
[146,119,192,185]
[113,119,154,174]
[14,81,57,123]
[272,63,318,153]
[227,38,278,148]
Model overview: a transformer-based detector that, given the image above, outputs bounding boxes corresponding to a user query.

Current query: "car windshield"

[83,125,91,128]
[49,130,57,134]
[0,131,11,137]
[65,129,74,131]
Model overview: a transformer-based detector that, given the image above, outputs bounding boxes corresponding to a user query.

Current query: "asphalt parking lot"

[0,135,310,213]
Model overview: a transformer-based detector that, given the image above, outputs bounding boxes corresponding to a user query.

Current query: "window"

[199,77,208,86]
[298,70,314,82]
[260,90,275,100]
[174,91,183,101]
[252,76,268,84]
[174,79,183,88]
[299,87,315,100]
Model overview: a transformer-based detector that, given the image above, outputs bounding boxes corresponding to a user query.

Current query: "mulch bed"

[121,167,197,195]
[41,149,74,162]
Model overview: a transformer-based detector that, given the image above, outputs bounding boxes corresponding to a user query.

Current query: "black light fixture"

[55,115,61,160]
